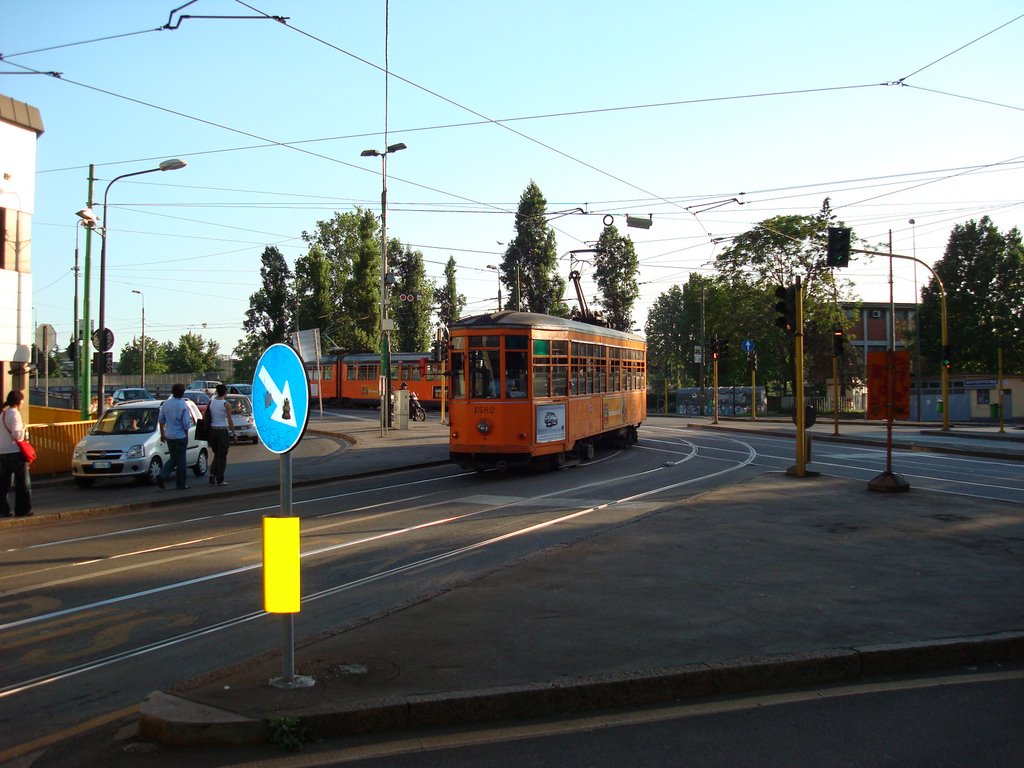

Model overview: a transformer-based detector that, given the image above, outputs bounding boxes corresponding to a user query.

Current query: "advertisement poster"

[866,350,910,420]
[536,403,566,443]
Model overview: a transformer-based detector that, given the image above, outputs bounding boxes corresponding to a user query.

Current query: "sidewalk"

[132,416,1023,749]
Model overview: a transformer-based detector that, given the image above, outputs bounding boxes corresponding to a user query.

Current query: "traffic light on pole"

[710,337,720,360]
[774,284,797,333]
[942,344,952,370]
[832,325,845,356]
[826,227,851,268]
[748,351,758,371]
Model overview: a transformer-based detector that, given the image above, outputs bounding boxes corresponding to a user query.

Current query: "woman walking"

[1,391,33,518]
[208,384,236,486]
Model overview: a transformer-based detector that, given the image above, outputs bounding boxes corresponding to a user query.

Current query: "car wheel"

[146,456,163,485]
[74,476,95,488]
[252,437,259,445]
[193,448,209,477]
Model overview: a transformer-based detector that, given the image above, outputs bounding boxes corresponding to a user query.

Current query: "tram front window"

[470,349,502,398]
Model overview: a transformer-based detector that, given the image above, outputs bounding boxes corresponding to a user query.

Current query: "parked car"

[112,387,154,404]
[225,383,253,396]
[186,380,222,395]
[182,390,211,414]
[225,394,258,444]
[71,400,208,487]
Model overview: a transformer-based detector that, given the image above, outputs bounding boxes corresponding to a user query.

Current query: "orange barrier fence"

[25,418,96,478]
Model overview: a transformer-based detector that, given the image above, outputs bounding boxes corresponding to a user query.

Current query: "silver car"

[225,394,258,444]
[71,400,209,487]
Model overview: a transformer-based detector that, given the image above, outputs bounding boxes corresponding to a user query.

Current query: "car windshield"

[91,408,158,435]
[228,397,252,415]
[231,384,253,395]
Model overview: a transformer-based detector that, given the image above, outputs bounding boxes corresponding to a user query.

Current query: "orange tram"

[447,311,647,472]
[305,351,443,407]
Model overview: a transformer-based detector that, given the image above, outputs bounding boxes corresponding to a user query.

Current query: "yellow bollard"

[264,517,300,614]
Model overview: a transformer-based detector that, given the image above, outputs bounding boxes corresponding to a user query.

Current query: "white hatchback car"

[71,400,209,487]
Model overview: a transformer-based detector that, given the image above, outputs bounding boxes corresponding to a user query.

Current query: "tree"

[434,255,465,333]
[715,199,858,393]
[592,223,640,331]
[919,217,1024,374]
[503,181,568,317]
[292,244,334,340]
[116,336,167,376]
[166,332,220,375]
[234,246,292,376]
[301,209,382,352]
[645,285,691,387]
[390,241,434,352]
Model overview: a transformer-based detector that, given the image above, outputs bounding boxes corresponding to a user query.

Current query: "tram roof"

[451,311,645,343]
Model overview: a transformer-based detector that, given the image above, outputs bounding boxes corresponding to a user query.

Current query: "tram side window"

[450,352,466,398]
[505,352,528,398]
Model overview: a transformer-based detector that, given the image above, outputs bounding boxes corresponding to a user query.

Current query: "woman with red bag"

[1,390,33,518]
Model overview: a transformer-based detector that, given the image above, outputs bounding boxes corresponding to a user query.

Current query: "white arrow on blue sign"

[252,343,310,454]
[741,339,756,354]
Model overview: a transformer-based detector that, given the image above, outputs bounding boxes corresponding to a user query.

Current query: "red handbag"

[3,410,35,464]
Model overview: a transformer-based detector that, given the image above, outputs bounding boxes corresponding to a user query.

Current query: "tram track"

[0,441,760,710]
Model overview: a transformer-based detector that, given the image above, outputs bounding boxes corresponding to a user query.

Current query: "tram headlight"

[476,419,491,435]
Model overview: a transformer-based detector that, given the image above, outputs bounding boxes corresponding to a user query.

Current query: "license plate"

[92,461,111,470]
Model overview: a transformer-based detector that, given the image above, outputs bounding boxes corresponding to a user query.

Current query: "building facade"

[0,94,44,416]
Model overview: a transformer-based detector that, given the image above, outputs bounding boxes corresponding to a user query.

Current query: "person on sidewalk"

[0,391,33,518]
[157,383,193,490]
[207,384,236,486]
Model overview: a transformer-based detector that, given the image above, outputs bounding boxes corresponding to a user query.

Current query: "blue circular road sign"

[252,343,310,454]
[741,339,756,354]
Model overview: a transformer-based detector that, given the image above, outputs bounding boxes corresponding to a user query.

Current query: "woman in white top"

[207,384,236,486]
[0,390,33,517]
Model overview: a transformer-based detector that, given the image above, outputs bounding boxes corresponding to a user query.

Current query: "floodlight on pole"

[97,159,186,417]
[360,142,406,435]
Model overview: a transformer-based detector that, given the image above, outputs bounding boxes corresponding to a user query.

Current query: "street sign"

[91,327,114,352]
[252,343,310,454]
[741,339,755,354]
[35,323,57,352]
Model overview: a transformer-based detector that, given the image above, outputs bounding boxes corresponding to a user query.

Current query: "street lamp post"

[360,142,406,435]
[97,159,186,417]
[485,264,502,311]
[132,289,145,389]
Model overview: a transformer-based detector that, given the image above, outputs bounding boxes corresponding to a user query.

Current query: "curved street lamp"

[97,159,186,416]
[360,143,406,435]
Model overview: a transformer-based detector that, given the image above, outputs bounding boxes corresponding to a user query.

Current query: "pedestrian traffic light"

[833,325,845,356]
[826,227,851,268]
[774,284,797,333]
[942,344,952,370]
[92,351,113,373]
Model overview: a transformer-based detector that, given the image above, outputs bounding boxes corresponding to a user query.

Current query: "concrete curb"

[137,630,1024,747]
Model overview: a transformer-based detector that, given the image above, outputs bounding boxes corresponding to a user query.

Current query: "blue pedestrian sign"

[741,339,756,354]
[252,343,310,454]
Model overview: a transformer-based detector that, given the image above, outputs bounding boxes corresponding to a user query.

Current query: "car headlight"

[124,443,146,459]
[73,441,86,460]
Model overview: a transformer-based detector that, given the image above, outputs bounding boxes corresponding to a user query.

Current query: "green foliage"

[240,246,293,352]
[116,335,168,376]
[292,244,334,339]
[165,332,220,375]
[268,716,312,752]
[391,242,434,352]
[592,223,640,331]
[919,217,1023,374]
[434,255,465,332]
[504,181,568,317]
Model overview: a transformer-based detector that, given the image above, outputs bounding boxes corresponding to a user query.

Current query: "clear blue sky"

[3,1,1022,354]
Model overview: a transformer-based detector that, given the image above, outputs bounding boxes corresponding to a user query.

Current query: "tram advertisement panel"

[536,403,566,443]
[603,394,626,428]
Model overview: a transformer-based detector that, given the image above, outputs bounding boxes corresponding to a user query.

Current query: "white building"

[0,94,44,408]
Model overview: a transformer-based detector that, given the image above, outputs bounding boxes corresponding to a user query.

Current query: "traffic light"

[748,351,758,371]
[826,227,851,268]
[833,325,845,357]
[92,351,113,373]
[710,337,721,360]
[774,284,797,333]
[942,344,952,370]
